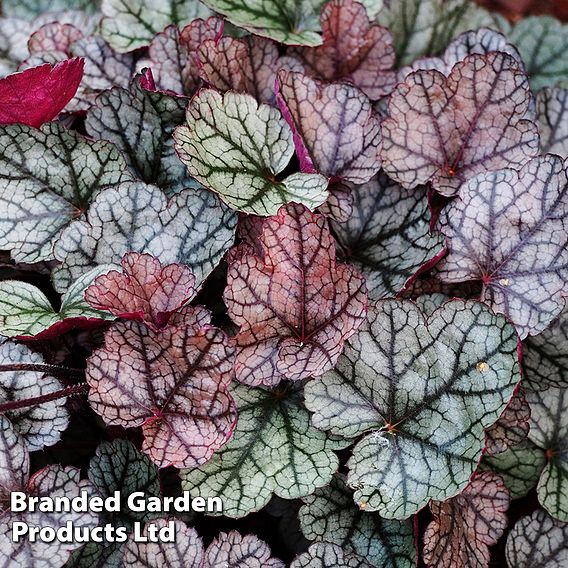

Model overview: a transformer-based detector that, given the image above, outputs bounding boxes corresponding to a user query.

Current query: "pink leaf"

[289,0,396,100]
[381,52,539,196]
[224,203,367,387]
[84,252,196,330]
[86,321,236,468]
[277,71,382,183]
[0,58,84,127]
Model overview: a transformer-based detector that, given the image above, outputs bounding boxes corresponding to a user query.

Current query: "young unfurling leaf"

[224,203,367,387]
[86,321,236,468]
[173,89,328,215]
[381,53,538,196]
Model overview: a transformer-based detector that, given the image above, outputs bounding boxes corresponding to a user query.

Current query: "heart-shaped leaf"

[27,21,84,53]
[0,341,69,450]
[523,307,568,390]
[305,299,520,518]
[331,172,445,300]
[173,89,328,215]
[101,0,210,52]
[291,543,372,568]
[200,0,324,46]
[276,71,382,184]
[436,155,568,339]
[526,386,568,521]
[537,87,568,157]
[376,0,503,65]
[0,463,99,568]
[485,389,531,456]
[423,472,510,568]
[509,16,568,90]
[0,58,83,126]
[198,35,302,104]
[181,382,343,518]
[0,122,131,263]
[52,180,237,293]
[299,474,416,568]
[225,203,367,386]
[506,510,568,568]
[0,265,116,339]
[205,531,285,567]
[381,52,538,196]
[289,0,395,100]
[86,320,236,468]
[85,252,195,330]
[480,442,545,500]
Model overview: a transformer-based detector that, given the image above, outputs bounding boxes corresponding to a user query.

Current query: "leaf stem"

[0,383,90,413]
[0,363,85,377]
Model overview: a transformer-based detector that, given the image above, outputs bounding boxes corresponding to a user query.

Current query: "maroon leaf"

[277,71,382,183]
[380,52,538,196]
[86,321,236,468]
[289,0,396,100]
[198,35,302,104]
[224,203,367,387]
[84,252,196,330]
[423,472,510,568]
[0,58,84,127]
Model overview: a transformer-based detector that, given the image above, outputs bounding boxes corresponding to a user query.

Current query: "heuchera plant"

[1,0,568,567]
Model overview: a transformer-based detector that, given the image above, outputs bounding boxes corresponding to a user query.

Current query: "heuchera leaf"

[480,442,546,500]
[298,474,416,568]
[380,52,538,196]
[52,180,237,293]
[376,0,503,65]
[276,71,382,184]
[423,472,510,568]
[485,389,531,456]
[181,382,343,518]
[523,307,568,389]
[537,87,568,157]
[0,265,117,339]
[508,16,568,90]
[0,414,28,495]
[86,320,236,468]
[224,203,367,386]
[200,0,324,46]
[305,299,520,519]
[85,80,198,196]
[0,122,131,263]
[0,462,99,568]
[197,35,302,104]
[100,0,210,53]
[3,0,98,19]
[0,341,69,451]
[85,252,195,330]
[205,531,285,567]
[331,172,445,300]
[174,89,328,215]
[318,181,353,223]
[506,510,568,568]
[27,21,84,54]
[289,0,396,100]
[526,386,568,522]
[290,542,372,568]
[436,155,568,339]
[0,58,83,127]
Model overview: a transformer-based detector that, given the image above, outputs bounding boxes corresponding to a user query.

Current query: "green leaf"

[376,0,504,65]
[506,510,568,568]
[0,123,131,263]
[101,0,210,52]
[2,0,99,18]
[291,543,372,568]
[480,442,546,500]
[299,475,415,568]
[200,0,324,46]
[86,80,199,196]
[331,173,445,300]
[181,382,343,518]
[509,16,568,90]
[305,299,520,519]
[0,265,117,338]
[174,89,328,215]
[526,386,568,522]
